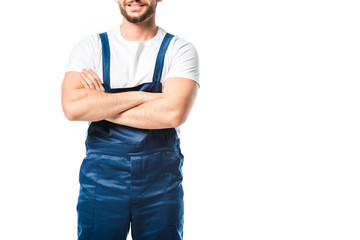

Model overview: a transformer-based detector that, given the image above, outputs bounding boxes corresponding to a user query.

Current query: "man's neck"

[120,16,158,41]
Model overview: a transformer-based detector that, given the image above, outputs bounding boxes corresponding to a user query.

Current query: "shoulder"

[70,26,122,56]
[160,29,200,84]
[172,35,196,49]
[166,32,199,68]
[157,28,198,54]
[168,33,198,58]
[66,32,103,72]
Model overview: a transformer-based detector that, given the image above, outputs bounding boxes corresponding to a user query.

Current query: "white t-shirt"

[66,26,199,134]
[66,26,200,88]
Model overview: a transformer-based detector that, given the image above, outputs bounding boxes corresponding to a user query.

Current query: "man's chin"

[120,4,155,24]
[126,17,146,24]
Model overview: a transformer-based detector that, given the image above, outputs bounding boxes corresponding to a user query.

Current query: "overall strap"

[152,33,174,83]
[99,32,111,91]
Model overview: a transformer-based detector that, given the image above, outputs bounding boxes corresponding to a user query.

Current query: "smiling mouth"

[127,4,146,11]
[127,3,146,7]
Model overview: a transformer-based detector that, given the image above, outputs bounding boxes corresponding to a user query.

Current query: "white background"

[0,0,359,239]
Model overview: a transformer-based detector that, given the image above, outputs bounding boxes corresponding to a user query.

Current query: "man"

[61,0,199,239]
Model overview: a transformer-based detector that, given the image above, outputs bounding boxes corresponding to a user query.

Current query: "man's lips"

[126,1,146,7]
[127,3,146,11]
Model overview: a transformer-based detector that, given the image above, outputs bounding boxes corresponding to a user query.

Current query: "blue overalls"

[76,32,184,240]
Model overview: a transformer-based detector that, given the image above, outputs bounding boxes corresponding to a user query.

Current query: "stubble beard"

[119,1,156,24]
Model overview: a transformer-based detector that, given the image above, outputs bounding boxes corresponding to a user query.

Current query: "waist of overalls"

[85,128,179,156]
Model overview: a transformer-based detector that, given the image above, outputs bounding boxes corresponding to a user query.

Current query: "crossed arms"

[61,69,198,129]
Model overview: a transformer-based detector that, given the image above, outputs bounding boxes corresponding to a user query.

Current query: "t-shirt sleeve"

[65,35,97,73]
[166,38,200,86]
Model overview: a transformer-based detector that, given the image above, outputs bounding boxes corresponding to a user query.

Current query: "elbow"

[63,108,76,121]
[167,110,188,128]
[64,111,77,121]
[62,103,79,121]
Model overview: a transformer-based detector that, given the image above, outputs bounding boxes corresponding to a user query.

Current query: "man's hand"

[80,69,105,92]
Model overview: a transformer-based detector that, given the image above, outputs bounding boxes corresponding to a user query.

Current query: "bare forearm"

[106,78,198,129]
[62,72,198,127]
[63,89,160,122]
[106,96,188,129]
[61,71,161,122]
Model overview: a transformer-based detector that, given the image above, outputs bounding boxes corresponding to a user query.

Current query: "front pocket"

[77,154,101,228]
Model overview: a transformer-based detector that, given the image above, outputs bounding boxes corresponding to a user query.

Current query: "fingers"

[80,69,101,91]
[80,78,90,89]
[80,69,105,92]
[80,70,96,90]
[88,69,105,92]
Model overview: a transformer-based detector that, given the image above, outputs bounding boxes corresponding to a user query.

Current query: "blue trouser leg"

[130,152,184,240]
[77,154,132,240]
[130,197,184,240]
[77,150,184,240]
